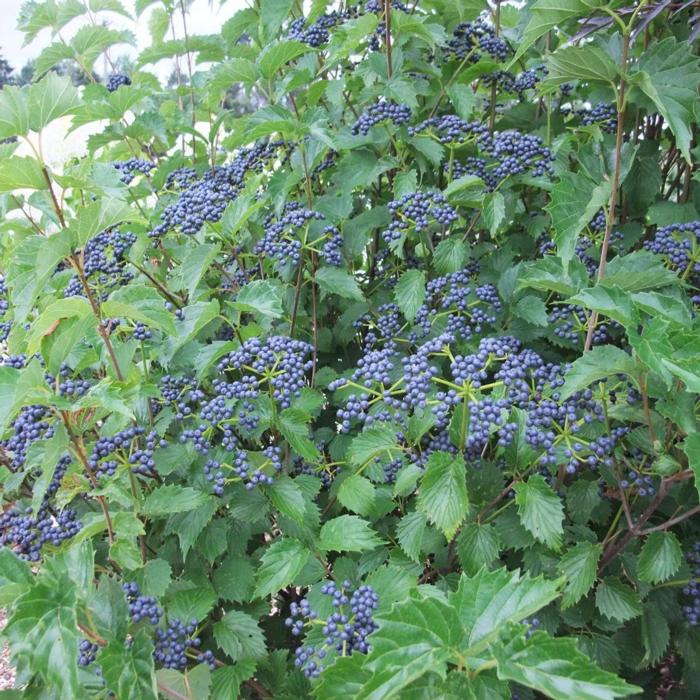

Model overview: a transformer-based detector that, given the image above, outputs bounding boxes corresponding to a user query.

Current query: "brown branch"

[584,31,630,351]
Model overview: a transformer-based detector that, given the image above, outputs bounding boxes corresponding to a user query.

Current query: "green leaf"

[483,191,505,236]
[547,171,611,268]
[141,485,209,516]
[682,432,700,501]
[170,243,220,299]
[26,423,69,516]
[637,532,682,584]
[545,45,619,85]
[595,577,642,622]
[211,661,257,700]
[560,346,636,400]
[416,451,468,540]
[641,603,670,666]
[100,628,157,700]
[0,548,33,607]
[433,237,468,275]
[278,408,320,461]
[264,475,307,524]
[319,515,384,552]
[559,542,602,609]
[258,40,308,79]
[347,425,400,466]
[493,632,640,700]
[394,269,426,322]
[315,266,364,301]
[169,587,217,623]
[28,72,82,131]
[514,475,564,549]
[568,285,633,326]
[70,197,142,249]
[455,522,501,575]
[0,156,48,192]
[7,233,72,323]
[356,594,462,700]
[514,0,590,64]
[234,279,284,319]
[213,554,255,604]
[338,474,376,516]
[631,37,700,162]
[514,295,548,327]
[396,510,427,562]
[450,568,562,651]
[254,538,311,598]
[213,610,266,662]
[4,578,80,699]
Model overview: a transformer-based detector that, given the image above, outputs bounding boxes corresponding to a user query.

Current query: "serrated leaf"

[559,542,602,609]
[450,568,562,652]
[254,539,311,598]
[493,632,640,699]
[595,577,642,622]
[319,515,383,552]
[234,279,284,319]
[641,603,670,666]
[631,37,700,162]
[278,408,319,461]
[560,346,636,400]
[338,474,376,516]
[514,295,548,326]
[213,554,255,604]
[545,45,619,85]
[170,243,220,299]
[396,510,427,562]
[0,156,48,192]
[258,40,308,79]
[514,476,564,549]
[347,425,400,466]
[455,522,501,575]
[214,610,266,662]
[394,269,426,322]
[637,532,682,584]
[100,628,157,700]
[416,451,468,540]
[433,237,467,274]
[211,661,257,700]
[169,587,217,623]
[356,594,462,700]
[483,191,505,236]
[315,266,364,301]
[141,485,209,516]
[264,475,307,524]
[547,171,611,269]
[4,579,80,698]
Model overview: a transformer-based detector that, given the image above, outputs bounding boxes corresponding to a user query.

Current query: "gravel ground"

[0,610,14,690]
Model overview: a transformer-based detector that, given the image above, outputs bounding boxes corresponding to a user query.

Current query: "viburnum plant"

[1,0,700,698]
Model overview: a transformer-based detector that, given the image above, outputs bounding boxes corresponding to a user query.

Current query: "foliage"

[0,0,699,698]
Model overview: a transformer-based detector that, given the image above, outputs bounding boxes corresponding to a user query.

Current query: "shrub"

[0,1,699,698]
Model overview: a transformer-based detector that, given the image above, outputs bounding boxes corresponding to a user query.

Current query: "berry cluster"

[644,221,700,284]
[288,10,349,47]
[351,100,411,136]
[578,103,617,134]
[152,142,282,236]
[0,274,10,342]
[0,505,82,561]
[2,405,53,471]
[285,580,379,677]
[451,129,553,188]
[446,17,510,63]
[408,115,488,145]
[106,73,131,91]
[113,158,154,184]
[682,542,700,626]
[64,229,136,300]
[160,375,204,419]
[154,619,210,671]
[123,582,163,625]
[383,191,458,244]
[254,202,325,267]
[88,426,164,480]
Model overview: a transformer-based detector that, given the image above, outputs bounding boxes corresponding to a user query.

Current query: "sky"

[0,0,247,75]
